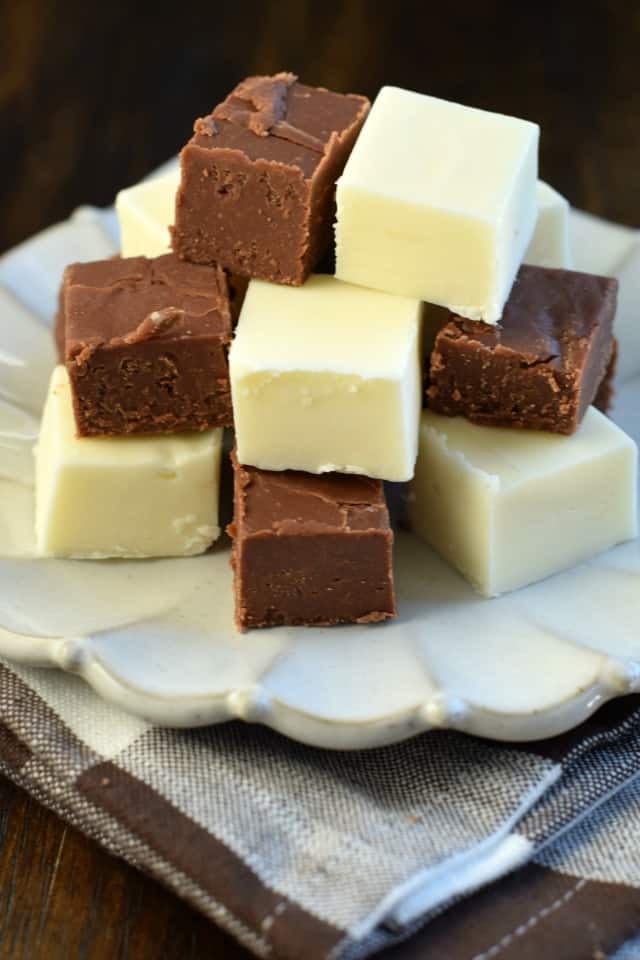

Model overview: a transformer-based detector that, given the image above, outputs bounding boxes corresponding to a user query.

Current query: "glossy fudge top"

[189,72,370,180]
[447,265,617,364]
[65,254,231,358]
[234,458,391,538]
[428,264,617,433]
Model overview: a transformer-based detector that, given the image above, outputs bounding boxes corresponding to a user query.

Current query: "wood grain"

[0,2,638,957]
[0,777,247,959]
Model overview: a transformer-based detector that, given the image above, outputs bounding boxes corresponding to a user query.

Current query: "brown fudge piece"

[421,303,450,406]
[228,454,396,630]
[64,253,232,437]
[427,265,617,434]
[593,338,618,415]
[172,72,369,286]
[57,266,244,359]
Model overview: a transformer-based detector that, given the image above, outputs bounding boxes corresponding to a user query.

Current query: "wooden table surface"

[0,2,638,957]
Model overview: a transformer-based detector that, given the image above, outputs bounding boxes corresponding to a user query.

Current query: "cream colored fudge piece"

[409,408,637,597]
[116,168,180,258]
[230,276,423,482]
[35,366,222,559]
[524,181,572,269]
[335,86,539,323]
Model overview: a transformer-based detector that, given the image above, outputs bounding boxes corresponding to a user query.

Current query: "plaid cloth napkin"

[0,658,638,959]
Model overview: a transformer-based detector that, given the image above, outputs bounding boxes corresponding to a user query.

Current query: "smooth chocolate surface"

[55,262,245,356]
[172,73,369,285]
[55,254,123,362]
[427,265,617,434]
[228,454,396,630]
[64,253,232,437]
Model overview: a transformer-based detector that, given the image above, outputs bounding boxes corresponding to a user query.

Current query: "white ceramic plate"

[0,200,638,750]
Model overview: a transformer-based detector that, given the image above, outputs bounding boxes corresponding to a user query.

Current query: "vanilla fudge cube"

[524,181,572,269]
[116,169,180,258]
[335,86,539,323]
[230,276,423,481]
[409,408,637,597]
[35,366,222,558]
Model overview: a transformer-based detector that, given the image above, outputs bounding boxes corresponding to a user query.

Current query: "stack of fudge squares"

[37,73,638,629]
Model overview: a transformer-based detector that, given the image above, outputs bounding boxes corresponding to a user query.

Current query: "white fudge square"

[409,408,637,597]
[116,168,180,258]
[335,86,539,323]
[230,276,423,482]
[524,181,572,269]
[35,366,222,559]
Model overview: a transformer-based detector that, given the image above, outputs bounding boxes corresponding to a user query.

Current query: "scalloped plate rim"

[0,621,635,749]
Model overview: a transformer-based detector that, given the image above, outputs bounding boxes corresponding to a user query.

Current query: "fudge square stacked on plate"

[35,254,231,558]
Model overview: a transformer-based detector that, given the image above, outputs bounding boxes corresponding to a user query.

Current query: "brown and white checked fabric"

[0,657,639,960]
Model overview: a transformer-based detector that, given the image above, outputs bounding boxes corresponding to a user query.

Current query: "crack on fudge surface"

[211,71,296,138]
[63,253,233,436]
[229,454,396,630]
[269,121,326,154]
[114,307,184,346]
[65,254,231,354]
[427,264,617,434]
[195,73,365,169]
[236,462,391,536]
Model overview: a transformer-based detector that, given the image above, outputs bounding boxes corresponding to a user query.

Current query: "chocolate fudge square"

[172,72,369,286]
[427,265,617,434]
[228,454,396,630]
[64,254,232,437]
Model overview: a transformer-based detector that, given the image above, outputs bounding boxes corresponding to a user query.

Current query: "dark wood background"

[1,0,639,257]
[0,1,638,957]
